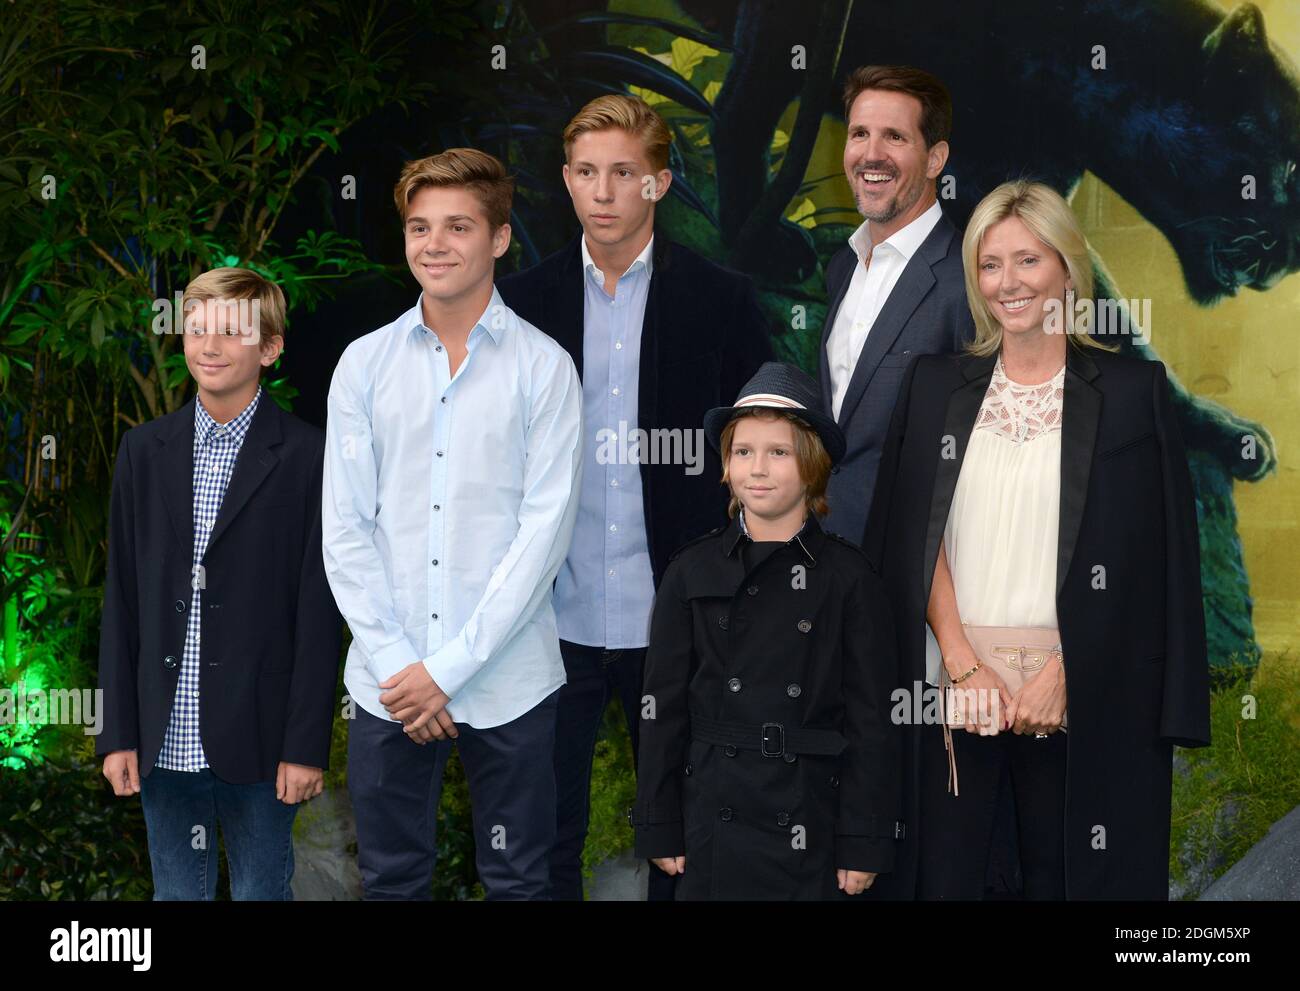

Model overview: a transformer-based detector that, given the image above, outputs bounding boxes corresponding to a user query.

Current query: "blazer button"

[174,599,186,613]
[747,585,759,596]
[684,762,693,776]
[724,745,738,757]
[717,615,729,631]
[776,812,790,827]
[783,752,797,764]
[719,807,734,822]
[797,619,812,634]
[163,655,179,670]
[786,683,802,699]
[830,775,840,789]
[831,466,840,475]
[727,677,742,693]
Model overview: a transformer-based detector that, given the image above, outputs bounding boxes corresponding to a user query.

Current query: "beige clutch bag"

[939,625,1066,795]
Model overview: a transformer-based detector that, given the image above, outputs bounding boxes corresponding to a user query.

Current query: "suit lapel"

[205,394,283,552]
[834,215,955,428]
[160,398,197,550]
[922,353,995,601]
[1057,346,1101,598]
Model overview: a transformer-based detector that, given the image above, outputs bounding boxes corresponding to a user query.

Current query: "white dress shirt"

[826,199,944,420]
[322,287,583,728]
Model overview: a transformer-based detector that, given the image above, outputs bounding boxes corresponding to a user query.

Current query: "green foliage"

[1169,654,1300,897]
[0,739,152,900]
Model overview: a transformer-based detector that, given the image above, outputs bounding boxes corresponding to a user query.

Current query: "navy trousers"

[552,640,677,901]
[347,690,560,900]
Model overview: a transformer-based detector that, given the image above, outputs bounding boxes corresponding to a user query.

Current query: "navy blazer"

[96,394,342,784]
[819,210,975,544]
[498,233,773,584]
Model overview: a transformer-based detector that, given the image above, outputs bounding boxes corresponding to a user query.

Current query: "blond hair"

[392,148,514,229]
[962,179,1115,356]
[719,409,832,519]
[182,267,287,349]
[563,94,673,173]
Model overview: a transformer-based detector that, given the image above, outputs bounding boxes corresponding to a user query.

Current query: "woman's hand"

[652,856,685,876]
[1006,656,1067,735]
[944,645,1013,735]
[837,869,877,895]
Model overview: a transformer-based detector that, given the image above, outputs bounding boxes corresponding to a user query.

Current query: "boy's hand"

[276,762,323,804]
[379,663,457,743]
[652,856,685,876]
[837,869,877,895]
[102,750,140,796]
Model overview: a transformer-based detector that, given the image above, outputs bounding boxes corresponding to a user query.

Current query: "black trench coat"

[862,346,1212,900]
[631,512,902,900]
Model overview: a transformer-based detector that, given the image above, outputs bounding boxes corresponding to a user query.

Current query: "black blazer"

[819,211,975,544]
[498,233,773,583]
[863,346,1211,899]
[96,394,342,784]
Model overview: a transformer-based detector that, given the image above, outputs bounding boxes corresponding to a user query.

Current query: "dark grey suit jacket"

[818,209,975,544]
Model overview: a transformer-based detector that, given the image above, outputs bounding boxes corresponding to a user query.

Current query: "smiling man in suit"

[822,65,975,545]
[498,93,772,901]
[98,268,341,900]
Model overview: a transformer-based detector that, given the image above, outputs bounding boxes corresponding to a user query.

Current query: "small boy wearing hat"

[630,362,903,899]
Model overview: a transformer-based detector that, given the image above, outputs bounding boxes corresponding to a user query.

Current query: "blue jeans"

[140,766,299,900]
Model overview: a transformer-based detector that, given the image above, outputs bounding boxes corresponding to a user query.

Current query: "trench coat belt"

[690,711,847,757]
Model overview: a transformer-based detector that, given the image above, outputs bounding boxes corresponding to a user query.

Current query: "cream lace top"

[923,356,1065,685]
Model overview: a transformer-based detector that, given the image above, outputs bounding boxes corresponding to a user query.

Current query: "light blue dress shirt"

[322,287,583,729]
[553,235,657,649]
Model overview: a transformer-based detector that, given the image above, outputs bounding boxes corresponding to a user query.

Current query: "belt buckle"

[760,722,785,758]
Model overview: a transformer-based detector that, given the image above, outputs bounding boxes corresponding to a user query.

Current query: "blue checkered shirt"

[155,387,263,771]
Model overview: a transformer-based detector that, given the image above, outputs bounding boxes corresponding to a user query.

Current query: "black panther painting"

[485,0,1297,670]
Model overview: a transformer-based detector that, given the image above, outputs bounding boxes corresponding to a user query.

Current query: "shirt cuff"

[365,637,421,686]
[422,635,478,700]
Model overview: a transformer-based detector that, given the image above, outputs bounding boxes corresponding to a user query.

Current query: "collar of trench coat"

[722,509,827,566]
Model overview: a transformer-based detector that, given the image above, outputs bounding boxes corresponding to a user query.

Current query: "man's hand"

[379,662,458,743]
[276,762,324,804]
[837,869,877,895]
[652,856,685,876]
[102,750,140,796]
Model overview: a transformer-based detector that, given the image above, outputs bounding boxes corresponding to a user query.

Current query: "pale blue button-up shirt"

[322,287,582,728]
[553,234,657,649]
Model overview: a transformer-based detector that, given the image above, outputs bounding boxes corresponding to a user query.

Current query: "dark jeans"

[140,766,298,900]
[552,639,677,901]
[917,724,1068,900]
[347,689,560,900]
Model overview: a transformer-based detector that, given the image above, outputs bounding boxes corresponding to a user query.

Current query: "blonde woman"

[862,180,1210,899]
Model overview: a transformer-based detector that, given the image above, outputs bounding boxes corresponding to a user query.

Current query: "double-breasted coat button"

[727,677,742,693]
[747,585,759,596]
[786,683,801,698]
[776,812,790,827]
[719,807,734,822]
[724,745,738,757]
[174,600,186,612]
[783,753,797,764]
[162,655,179,670]
[829,775,840,789]
[797,619,812,633]
[718,615,729,631]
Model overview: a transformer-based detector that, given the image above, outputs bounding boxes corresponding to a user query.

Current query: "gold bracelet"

[951,660,982,684]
